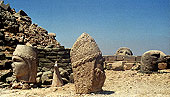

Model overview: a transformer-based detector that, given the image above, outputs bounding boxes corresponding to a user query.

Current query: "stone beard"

[12,45,37,83]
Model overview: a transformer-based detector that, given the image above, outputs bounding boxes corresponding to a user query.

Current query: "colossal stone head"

[70,33,106,94]
[115,47,133,56]
[140,50,166,73]
[12,45,37,83]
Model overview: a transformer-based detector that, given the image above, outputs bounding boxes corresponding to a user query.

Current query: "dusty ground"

[0,70,170,97]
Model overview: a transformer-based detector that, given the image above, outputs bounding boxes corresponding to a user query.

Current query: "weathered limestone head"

[12,45,37,83]
[140,50,166,73]
[115,47,133,56]
[70,32,106,94]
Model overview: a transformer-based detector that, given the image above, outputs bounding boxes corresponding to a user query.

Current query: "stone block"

[37,53,45,58]
[158,63,167,70]
[6,76,16,83]
[46,51,58,55]
[39,58,52,63]
[62,55,70,59]
[39,51,46,54]
[18,10,28,16]
[52,48,60,52]
[48,33,56,37]
[37,72,43,77]
[46,56,57,59]
[0,1,11,11]
[62,59,71,63]
[0,32,4,38]
[41,71,53,85]
[59,46,65,50]
[0,40,4,46]
[104,63,112,70]
[0,52,5,60]
[56,59,62,63]
[58,63,69,67]
[44,48,52,52]
[58,51,67,55]
[103,56,116,62]
[37,47,44,51]
[116,55,124,61]
[107,61,124,70]
[123,62,135,70]
[124,56,136,62]
[131,63,141,71]
[61,65,72,70]
[41,67,51,72]
[136,56,141,62]
[0,70,12,82]
[50,58,57,62]
[39,62,54,68]
[109,56,117,61]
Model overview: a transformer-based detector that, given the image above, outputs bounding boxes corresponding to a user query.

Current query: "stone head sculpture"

[140,50,166,73]
[115,47,133,56]
[12,45,37,83]
[70,33,106,94]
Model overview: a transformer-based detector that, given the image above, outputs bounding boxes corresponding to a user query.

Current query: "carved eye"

[13,57,22,62]
[119,51,123,53]
[126,52,130,55]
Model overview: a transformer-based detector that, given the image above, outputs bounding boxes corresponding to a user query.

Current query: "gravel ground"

[0,69,170,97]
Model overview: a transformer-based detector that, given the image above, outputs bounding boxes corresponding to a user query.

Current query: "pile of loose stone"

[0,1,72,88]
[37,46,72,85]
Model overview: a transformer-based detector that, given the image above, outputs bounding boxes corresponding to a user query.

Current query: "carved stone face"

[12,45,37,83]
[140,50,166,73]
[12,56,29,80]
[115,47,133,56]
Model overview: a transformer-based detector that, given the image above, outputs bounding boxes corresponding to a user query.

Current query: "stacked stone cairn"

[0,1,72,88]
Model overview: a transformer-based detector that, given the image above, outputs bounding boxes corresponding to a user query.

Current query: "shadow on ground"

[95,90,115,95]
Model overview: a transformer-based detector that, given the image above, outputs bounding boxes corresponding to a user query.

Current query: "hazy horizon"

[5,0,170,55]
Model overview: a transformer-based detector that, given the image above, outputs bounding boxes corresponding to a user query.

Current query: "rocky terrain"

[0,69,170,97]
